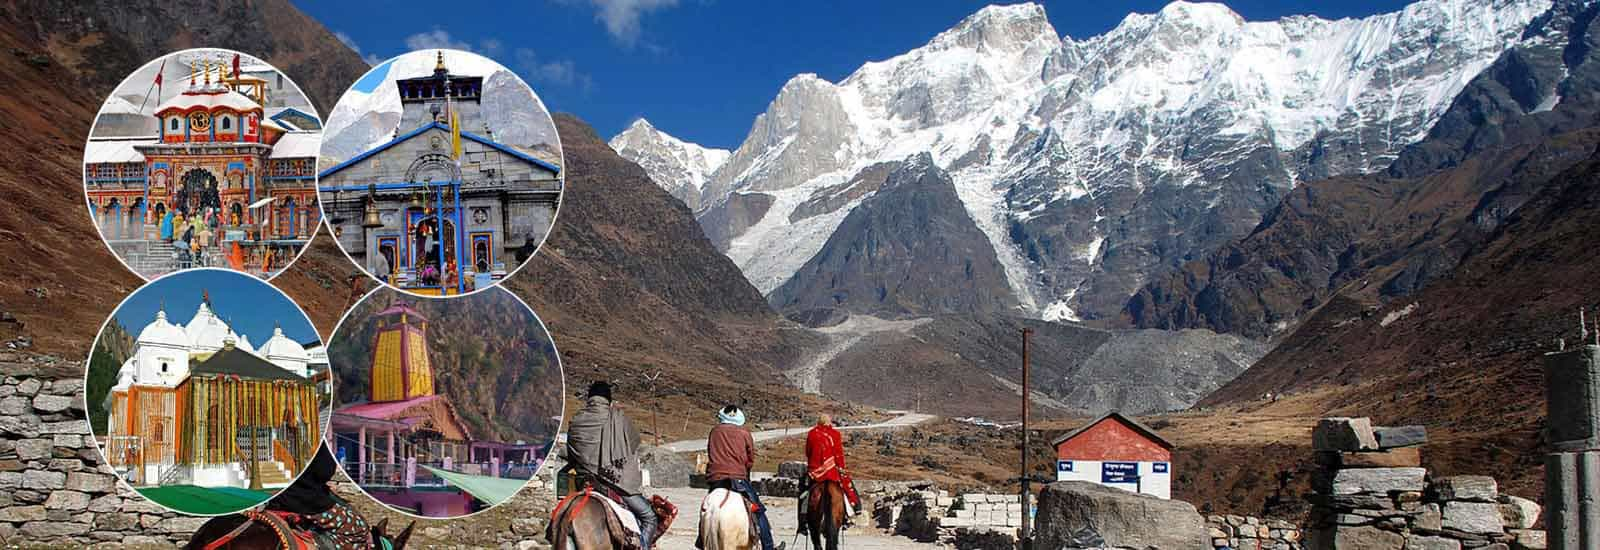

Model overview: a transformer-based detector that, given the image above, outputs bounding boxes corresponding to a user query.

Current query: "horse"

[184,512,413,550]
[698,487,753,550]
[803,480,846,550]
[549,485,677,550]
[550,489,617,550]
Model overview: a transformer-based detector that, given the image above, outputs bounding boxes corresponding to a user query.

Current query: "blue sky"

[302,0,1413,151]
[113,269,320,346]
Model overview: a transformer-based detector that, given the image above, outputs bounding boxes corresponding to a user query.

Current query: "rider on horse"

[705,405,783,550]
[798,414,861,534]
[566,381,660,549]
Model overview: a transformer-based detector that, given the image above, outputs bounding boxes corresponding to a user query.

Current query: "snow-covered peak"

[609,118,731,210]
[927,2,1055,53]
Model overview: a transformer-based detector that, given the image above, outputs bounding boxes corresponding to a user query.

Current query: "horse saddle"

[549,485,643,550]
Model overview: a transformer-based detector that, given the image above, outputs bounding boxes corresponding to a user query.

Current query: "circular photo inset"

[326,285,563,518]
[83,48,323,280]
[84,268,330,516]
[317,49,565,297]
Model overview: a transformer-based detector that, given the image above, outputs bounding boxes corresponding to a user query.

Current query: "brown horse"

[550,490,619,550]
[184,513,413,550]
[550,487,678,550]
[803,480,846,550]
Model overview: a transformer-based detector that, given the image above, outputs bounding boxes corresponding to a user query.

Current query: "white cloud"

[334,31,384,67]
[403,28,474,52]
[515,48,593,91]
[566,0,679,48]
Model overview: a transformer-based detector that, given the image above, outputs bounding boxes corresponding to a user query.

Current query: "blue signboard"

[1102,461,1139,483]
[1057,460,1073,472]
[1153,462,1169,473]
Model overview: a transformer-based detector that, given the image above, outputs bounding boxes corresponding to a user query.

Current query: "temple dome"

[257,327,310,376]
[134,310,187,348]
[184,302,233,352]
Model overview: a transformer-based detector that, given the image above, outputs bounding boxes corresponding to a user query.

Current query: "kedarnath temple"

[85,52,320,278]
[319,51,562,295]
[105,294,326,495]
[330,302,542,517]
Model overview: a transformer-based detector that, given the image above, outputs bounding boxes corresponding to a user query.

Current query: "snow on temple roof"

[84,138,156,164]
[154,89,262,115]
[269,132,320,159]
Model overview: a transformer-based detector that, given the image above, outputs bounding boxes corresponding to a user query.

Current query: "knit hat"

[717,405,745,426]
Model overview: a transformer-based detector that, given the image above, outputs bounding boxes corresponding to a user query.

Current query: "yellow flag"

[449,107,462,161]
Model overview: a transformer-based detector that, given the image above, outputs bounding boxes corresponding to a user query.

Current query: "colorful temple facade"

[106,296,325,491]
[330,302,542,516]
[85,53,320,278]
[320,51,562,295]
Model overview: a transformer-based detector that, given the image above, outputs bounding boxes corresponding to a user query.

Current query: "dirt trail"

[786,314,932,393]
[652,485,943,549]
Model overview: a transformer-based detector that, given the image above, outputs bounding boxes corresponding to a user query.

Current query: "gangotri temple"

[105,294,328,491]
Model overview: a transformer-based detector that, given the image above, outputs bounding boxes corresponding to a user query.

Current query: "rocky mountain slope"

[1128,0,1600,338]
[609,119,729,211]
[0,0,367,357]
[769,155,1018,317]
[616,0,1548,322]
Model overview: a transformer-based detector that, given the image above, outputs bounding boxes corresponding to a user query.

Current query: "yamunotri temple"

[85,54,320,279]
[320,52,562,296]
[330,303,543,517]
[105,295,328,493]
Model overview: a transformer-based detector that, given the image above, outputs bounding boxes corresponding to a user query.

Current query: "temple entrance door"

[230,202,243,227]
[177,169,219,217]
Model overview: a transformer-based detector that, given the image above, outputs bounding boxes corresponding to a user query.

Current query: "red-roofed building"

[1051,411,1174,499]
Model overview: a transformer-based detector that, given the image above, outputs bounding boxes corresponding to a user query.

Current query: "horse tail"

[699,489,720,550]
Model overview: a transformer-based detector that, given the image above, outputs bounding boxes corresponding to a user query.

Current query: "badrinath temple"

[85,52,320,278]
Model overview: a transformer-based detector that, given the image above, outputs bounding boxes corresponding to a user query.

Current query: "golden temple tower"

[369,302,435,401]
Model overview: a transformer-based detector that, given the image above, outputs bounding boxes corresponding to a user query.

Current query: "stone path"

[650,486,944,549]
[659,411,935,453]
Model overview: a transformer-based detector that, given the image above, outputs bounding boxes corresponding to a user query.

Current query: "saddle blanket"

[599,493,642,536]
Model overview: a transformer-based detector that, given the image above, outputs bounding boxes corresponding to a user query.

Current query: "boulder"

[1329,468,1426,495]
[1309,525,1407,550]
[637,445,692,488]
[1373,425,1428,449]
[1033,481,1208,550]
[1313,417,1379,452]
[1407,534,1463,550]
[1431,475,1498,502]
[1441,501,1504,534]
[1338,447,1422,468]
[1498,495,1540,529]
[777,461,808,480]
[1509,528,1547,550]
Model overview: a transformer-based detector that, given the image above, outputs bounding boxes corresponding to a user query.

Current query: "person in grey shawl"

[566,381,659,549]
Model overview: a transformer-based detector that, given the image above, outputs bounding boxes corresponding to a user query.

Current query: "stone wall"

[868,482,1031,550]
[1307,417,1547,550]
[0,353,191,548]
[1206,514,1302,549]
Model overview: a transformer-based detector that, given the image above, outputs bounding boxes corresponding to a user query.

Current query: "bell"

[409,192,424,210]
[362,199,383,228]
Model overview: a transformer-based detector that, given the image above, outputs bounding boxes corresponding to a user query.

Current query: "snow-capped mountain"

[613,0,1551,322]
[322,50,560,165]
[609,119,730,210]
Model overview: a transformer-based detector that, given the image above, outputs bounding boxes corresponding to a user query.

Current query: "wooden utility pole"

[1020,326,1034,550]
[642,371,664,445]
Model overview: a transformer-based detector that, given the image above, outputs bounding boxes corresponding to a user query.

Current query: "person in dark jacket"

[264,445,370,547]
[566,381,659,549]
[705,405,780,550]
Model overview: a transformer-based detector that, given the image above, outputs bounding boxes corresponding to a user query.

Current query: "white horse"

[698,487,753,550]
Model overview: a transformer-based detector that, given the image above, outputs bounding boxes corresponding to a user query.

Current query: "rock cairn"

[1206,514,1302,549]
[0,352,190,548]
[1307,417,1546,550]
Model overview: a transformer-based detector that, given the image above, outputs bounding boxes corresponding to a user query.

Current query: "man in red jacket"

[800,414,860,533]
